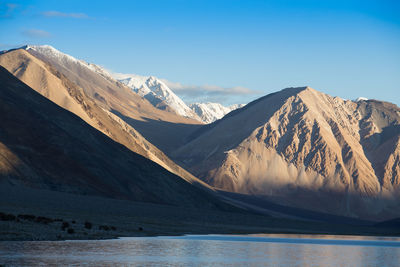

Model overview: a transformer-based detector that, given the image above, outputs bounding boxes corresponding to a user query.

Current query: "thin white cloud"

[41,11,88,19]
[161,79,259,96]
[110,70,260,105]
[0,43,24,49]
[7,3,17,10]
[161,79,261,104]
[1,3,18,18]
[22,29,51,38]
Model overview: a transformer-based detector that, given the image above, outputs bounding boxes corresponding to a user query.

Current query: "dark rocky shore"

[1,185,399,241]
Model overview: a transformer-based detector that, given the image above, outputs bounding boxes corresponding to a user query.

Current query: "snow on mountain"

[113,73,246,123]
[355,97,369,102]
[25,45,87,69]
[189,102,245,123]
[24,45,116,82]
[114,73,200,120]
[114,74,150,95]
[23,45,243,123]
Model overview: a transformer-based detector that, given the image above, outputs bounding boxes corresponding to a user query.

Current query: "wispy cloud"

[41,11,88,19]
[161,79,261,104]
[22,29,51,38]
[0,43,24,49]
[0,3,18,18]
[6,3,17,10]
[162,80,258,95]
[112,71,261,105]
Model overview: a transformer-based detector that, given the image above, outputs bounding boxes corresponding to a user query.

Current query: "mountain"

[190,102,245,123]
[0,65,226,208]
[356,97,369,102]
[3,45,398,221]
[115,73,200,120]
[115,73,246,124]
[172,87,400,220]
[0,46,203,184]
[16,45,202,154]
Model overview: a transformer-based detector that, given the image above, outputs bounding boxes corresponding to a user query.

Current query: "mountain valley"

[0,45,399,241]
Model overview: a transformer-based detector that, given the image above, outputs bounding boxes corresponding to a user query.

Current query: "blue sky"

[1,0,399,105]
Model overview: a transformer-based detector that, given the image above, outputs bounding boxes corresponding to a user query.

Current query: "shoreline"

[1,186,399,242]
[2,220,399,242]
[3,230,400,242]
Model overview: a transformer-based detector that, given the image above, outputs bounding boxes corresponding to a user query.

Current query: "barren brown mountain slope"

[0,49,205,186]
[25,45,203,153]
[0,66,225,208]
[173,87,400,219]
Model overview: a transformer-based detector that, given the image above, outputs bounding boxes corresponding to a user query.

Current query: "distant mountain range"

[1,44,399,221]
[189,102,246,124]
[114,72,245,123]
[18,45,245,124]
[114,73,200,120]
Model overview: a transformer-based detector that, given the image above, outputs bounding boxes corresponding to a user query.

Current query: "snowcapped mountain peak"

[355,97,368,102]
[145,77,173,98]
[16,44,246,124]
[113,72,246,123]
[189,102,245,123]
[114,73,199,120]
[24,44,116,83]
[23,45,245,124]
[26,45,82,66]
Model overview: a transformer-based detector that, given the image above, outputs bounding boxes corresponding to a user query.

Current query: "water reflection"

[0,234,399,266]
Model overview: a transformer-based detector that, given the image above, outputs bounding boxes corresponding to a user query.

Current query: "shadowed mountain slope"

[0,66,227,209]
[0,48,205,186]
[24,45,203,153]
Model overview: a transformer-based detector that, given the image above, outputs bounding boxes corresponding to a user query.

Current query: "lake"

[1,234,400,266]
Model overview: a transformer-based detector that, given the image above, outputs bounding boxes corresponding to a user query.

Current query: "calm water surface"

[1,234,400,266]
